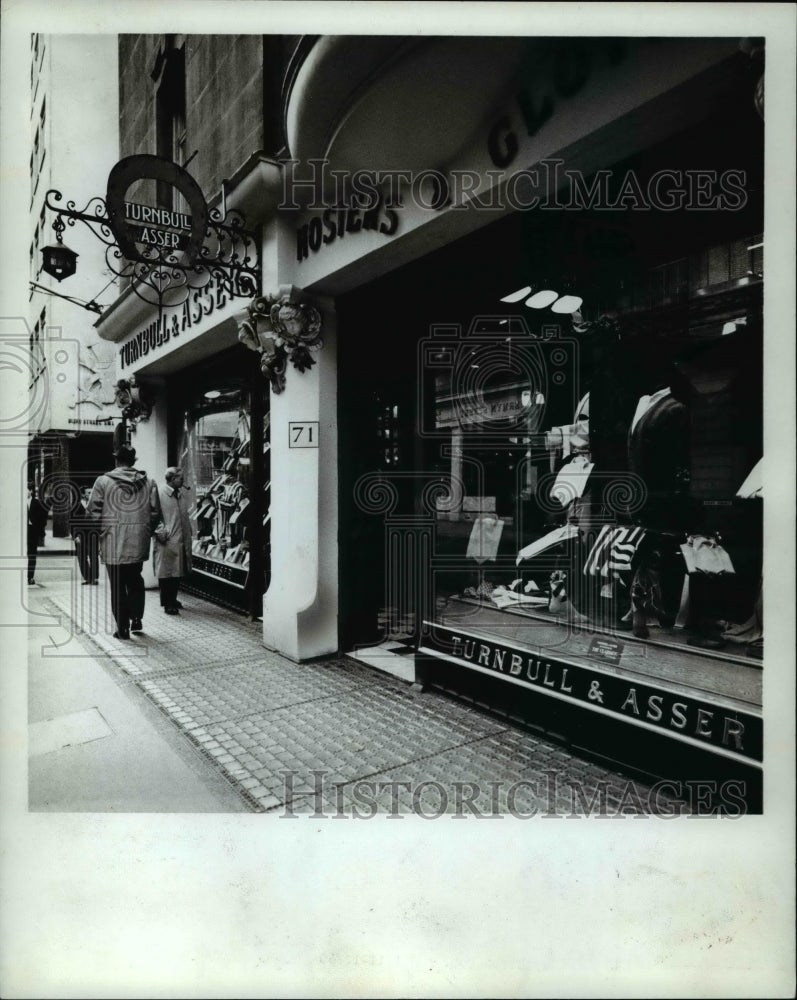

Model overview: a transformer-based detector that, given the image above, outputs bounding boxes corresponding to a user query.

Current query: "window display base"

[418,599,762,768]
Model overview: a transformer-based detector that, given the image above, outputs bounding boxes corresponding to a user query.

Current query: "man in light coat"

[87,445,158,640]
[152,466,193,615]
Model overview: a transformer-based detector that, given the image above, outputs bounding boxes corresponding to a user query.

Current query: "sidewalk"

[35,528,75,556]
[32,557,683,816]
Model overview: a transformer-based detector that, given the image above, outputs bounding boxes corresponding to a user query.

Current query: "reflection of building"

[94,34,764,795]
[28,34,120,534]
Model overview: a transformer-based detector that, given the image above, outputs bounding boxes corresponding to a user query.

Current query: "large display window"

[170,350,269,615]
[426,298,762,661]
[338,101,764,772]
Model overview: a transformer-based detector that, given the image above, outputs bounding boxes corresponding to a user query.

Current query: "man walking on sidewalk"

[152,466,193,615]
[69,487,100,585]
[26,485,48,586]
[87,446,158,639]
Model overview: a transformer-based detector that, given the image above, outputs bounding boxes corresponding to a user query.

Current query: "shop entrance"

[168,347,269,618]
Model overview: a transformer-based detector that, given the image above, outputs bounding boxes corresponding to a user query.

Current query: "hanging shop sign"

[106,155,209,263]
[122,202,192,250]
[420,624,762,764]
[42,154,260,314]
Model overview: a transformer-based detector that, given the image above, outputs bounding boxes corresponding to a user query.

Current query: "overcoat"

[27,496,48,547]
[87,467,157,565]
[152,483,193,579]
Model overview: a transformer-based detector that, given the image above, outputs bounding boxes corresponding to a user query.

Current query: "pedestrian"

[152,466,193,615]
[69,486,99,585]
[87,445,158,640]
[26,485,48,585]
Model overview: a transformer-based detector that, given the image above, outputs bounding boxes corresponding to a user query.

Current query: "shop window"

[176,371,270,613]
[183,393,252,578]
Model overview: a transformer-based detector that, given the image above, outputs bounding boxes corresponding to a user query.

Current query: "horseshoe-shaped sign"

[105,154,208,264]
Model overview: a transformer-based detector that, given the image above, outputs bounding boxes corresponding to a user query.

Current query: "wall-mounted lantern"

[40,232,78,282]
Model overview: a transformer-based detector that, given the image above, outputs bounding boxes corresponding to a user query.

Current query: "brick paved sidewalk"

[45,582,686,816]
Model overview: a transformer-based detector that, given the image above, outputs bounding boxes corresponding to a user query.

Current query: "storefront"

[97,264,271,616]
[283,34,764,794]
[96,34,764,796]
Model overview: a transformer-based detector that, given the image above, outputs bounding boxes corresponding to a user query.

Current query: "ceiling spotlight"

[500,286,532,303]
[551,295,584,314]
[204,389,221,399]
[525,290,559,309]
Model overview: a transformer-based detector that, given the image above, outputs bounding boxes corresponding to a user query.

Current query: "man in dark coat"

[69,487,100,585]
[26,486,48,585]
[87,446,158,639]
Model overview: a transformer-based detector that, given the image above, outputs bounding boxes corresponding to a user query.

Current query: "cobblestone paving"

[45,587,687,816]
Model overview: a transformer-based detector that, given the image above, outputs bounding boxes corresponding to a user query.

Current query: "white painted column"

[261,300,338,660]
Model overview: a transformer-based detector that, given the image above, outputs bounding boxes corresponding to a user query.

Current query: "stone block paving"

[137,658,362,727]
[286,732,683,817]
[48,591,266,678]
[45,585,687,816]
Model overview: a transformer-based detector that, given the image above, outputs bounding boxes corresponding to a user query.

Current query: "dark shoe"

[90,580,99,585]
[175,600,184,609]
[113,630,131,640]
[81,581,89,586]
[130,619,143,633]
[164,607,179,615]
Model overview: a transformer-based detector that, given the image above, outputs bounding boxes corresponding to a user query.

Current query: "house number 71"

[289,421,319,448]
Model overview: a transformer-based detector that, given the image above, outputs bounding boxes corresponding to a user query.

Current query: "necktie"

[173,489,181,500]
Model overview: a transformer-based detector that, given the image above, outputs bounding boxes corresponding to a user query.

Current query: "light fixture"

[500,285,585,314]
[500,286,532,303]
[551,295,584,314]
[525,290,559,309]
[204,389,221,399]
[40,235,78,282]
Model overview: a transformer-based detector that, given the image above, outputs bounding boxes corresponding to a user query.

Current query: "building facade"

[28,34,121,534]
[91,34,764,788]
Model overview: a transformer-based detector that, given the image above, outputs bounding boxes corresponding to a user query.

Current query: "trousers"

[106,562,145,633]
[27,527,38,583]
[158,577,182,608]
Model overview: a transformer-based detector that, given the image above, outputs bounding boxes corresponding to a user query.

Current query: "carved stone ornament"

[237,291,323,394]
[114,377,155,424]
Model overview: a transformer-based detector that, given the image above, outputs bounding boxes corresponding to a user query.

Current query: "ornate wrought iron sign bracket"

[42,155,261,316]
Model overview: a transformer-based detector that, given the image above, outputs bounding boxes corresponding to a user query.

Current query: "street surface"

[25,546,688,817]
